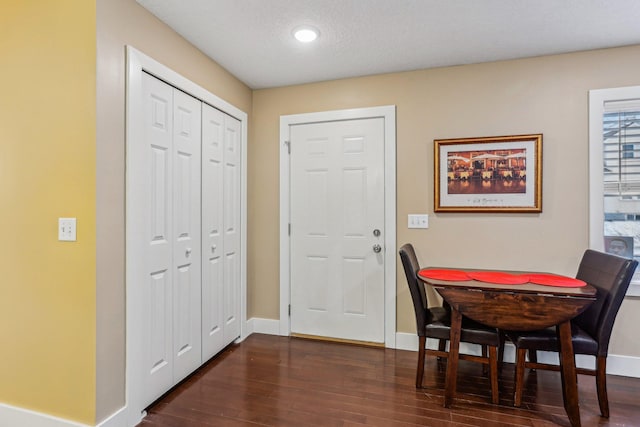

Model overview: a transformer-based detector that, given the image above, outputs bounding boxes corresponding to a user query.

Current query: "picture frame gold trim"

[434,134,542,213]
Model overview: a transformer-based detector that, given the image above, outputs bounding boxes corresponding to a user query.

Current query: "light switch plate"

[408,214,429,229]
[58,218,77,241]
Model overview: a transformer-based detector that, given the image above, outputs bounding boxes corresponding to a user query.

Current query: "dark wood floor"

[139,334,640,426]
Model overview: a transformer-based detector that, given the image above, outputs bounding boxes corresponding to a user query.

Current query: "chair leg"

[482,345,488,375]
[489,345,499,404]
[596,355,609,418]
[498,330,506,374]
[513,347,527,407]
[437,339,447,371]
[528,348,537,364]
[416,336,426,388]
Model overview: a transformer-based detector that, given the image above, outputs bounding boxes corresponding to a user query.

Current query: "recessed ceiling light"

[293,26,319,43]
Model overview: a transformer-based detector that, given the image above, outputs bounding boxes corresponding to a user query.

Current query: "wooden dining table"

[418,268,597,427]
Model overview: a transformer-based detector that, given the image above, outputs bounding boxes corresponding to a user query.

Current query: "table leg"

[557,320,581,427]
[443,308,462,408]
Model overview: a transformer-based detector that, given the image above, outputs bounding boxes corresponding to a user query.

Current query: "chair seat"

[507,323,598,356]
[507,249,638,417]
[400,243,500,403]
[424,308,500,347]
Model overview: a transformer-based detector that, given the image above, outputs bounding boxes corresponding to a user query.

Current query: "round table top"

[418,267,597,298]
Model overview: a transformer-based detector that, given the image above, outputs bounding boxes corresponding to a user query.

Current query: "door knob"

[373,229,381,237]
[373,244,382,253]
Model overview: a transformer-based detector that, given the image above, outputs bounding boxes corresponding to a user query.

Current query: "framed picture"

[434,134,542,213]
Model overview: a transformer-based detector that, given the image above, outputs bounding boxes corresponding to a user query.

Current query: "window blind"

[603,99,640,198]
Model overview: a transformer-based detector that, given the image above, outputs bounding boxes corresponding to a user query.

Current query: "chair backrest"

[399,243,429,337]
[574,249,638,356]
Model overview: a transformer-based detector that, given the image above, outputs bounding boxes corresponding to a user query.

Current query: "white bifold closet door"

[139,73,241,408]
[140,73,202,404]
[170,88,203,382]
[201,104,241,361]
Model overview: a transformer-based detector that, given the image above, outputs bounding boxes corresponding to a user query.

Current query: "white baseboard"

[395,332,640,378]
[0,403,129,427]
[96,406,127,427]
[395,332,492,357]
[627,283,640,296]
[394,331,419,351]
[247,317,280,335]
[603,353,640,377]
[0,403,91,427]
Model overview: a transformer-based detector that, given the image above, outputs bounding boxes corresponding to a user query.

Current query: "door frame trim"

[279,106,397,348]
[125,46,248,425]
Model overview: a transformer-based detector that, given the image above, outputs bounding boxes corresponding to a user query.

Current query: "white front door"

[289,117,385,343]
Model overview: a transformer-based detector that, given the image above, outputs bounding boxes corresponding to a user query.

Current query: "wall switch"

[408,214,429,229]
[58,218,77,241]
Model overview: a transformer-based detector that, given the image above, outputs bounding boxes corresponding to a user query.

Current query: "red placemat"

[467,271,530,285]
[527,273,587,288]
[419,268,470,281]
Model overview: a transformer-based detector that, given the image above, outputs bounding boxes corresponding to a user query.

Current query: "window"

[589,86,640,296]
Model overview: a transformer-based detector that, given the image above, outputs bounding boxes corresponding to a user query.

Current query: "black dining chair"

[508,249,637,416]
[399,243,501,403]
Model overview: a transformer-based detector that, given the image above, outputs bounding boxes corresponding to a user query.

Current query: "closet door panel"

[201,104,225,359]
[134,65,244,416]
[172,90,203,382]
[141,73,174,406]
[223,115,242,343]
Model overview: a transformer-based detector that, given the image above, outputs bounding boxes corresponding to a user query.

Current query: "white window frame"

[589,85,640,297]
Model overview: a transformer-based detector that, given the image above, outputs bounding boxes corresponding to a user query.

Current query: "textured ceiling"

[136,0,640,89]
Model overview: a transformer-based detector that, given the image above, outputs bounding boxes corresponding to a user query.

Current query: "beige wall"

[96,0,251,421]
[250,46,640,356]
